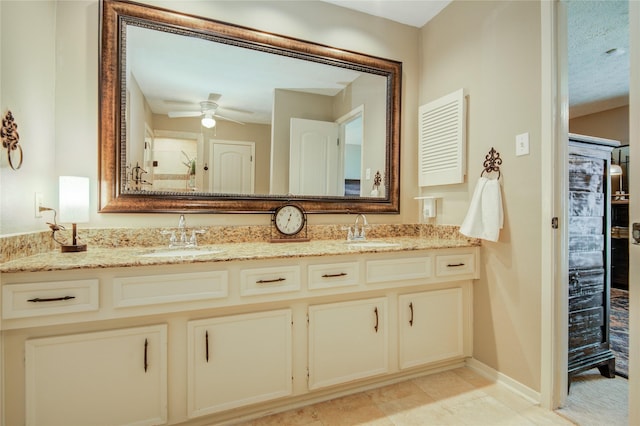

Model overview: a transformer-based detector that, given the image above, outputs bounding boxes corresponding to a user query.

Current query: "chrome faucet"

[162,214,205,248]
[346,213,369,241]
[177,214,188,245]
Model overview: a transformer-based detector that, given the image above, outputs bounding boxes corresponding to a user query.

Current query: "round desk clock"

[271,203,309,242]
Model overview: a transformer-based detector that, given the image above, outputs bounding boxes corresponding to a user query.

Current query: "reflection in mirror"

[100,0,401,213]
[125,25,386,198]
[611,144,629,195]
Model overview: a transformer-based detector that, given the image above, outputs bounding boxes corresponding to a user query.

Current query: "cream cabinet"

[308,297,389,389]
[187,309,293,418]
[398,288,465,369]
[2,246,478,425]
[25,324,167,426]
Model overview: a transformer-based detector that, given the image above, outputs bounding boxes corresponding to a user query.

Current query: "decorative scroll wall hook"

[1,110,23,170]
[481,147,502,179]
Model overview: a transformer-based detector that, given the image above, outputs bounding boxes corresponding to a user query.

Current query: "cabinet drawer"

[366,257,431,284]
[308,262,359,290]
[2,279,99,319]
[435,253,475,277]
[113,271,228,308]
[240,266,300,296]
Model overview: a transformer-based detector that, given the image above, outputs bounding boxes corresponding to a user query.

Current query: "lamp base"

[61,244,87,253]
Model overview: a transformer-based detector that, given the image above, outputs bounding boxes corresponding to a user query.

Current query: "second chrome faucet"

[346,213,369,241]
[162,214,205,248]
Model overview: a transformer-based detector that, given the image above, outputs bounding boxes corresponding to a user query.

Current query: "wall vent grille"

[418,89,466,186]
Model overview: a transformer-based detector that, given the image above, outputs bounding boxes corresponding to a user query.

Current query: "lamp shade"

[59,176,90,223]
[610,164,623,176]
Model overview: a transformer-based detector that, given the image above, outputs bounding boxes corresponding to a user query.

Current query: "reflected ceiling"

[128,26,363,125]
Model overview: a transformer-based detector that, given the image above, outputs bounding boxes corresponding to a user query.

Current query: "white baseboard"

[466,357,541,404]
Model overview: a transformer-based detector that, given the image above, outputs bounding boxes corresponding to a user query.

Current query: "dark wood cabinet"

[568,134,618,385]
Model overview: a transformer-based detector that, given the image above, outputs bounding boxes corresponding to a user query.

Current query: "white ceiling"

[328,0,630,117]
[323,0,451,28]
[566,0,629,117]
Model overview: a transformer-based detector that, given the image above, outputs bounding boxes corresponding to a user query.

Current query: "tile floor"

[240,367,575,425]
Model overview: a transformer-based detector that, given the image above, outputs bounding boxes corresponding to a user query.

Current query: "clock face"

[274,204,305,236]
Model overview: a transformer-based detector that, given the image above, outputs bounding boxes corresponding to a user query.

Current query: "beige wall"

[569,105,629,145]
[0,0,59,234]
[419,1,543,391]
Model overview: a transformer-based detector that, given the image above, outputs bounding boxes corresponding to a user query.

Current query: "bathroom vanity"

[1,238,478,425]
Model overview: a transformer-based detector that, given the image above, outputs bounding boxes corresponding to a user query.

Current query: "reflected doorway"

[209,140,255,194]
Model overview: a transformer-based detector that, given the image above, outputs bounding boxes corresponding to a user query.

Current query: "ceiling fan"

[166,94,246,127]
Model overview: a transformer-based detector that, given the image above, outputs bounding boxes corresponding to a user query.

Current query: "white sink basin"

[346,241,400,248]
[139,248,223,258]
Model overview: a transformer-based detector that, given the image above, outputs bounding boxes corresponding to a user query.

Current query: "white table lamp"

[59,176,90,252]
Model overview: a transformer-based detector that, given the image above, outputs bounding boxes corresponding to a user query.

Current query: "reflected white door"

[210,141,255,194]
[290,118,341,196]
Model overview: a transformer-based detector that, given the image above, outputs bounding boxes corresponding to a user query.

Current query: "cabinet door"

[25,325,167,426]
[399,288,464,369]
[308,297,388,390]
[187,309,292,418]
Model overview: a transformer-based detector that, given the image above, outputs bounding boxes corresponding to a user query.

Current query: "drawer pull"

[322,272,347,278]
[144,338,148,372]
[205,330,210,362]
[409,302,414,327]
[27,295,76,303]
[374,307,379,333]
[256,278,286,284]
[447,263,465,268]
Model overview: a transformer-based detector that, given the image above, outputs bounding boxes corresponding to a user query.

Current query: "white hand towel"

[460,177,503,242]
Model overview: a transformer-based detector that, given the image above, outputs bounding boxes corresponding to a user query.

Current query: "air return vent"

[418,89,466,186]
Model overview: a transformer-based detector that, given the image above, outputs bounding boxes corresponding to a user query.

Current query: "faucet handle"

[189,229,206,246]
[341,226,354,241]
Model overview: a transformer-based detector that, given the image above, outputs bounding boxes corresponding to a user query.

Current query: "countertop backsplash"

[1,223,475,264]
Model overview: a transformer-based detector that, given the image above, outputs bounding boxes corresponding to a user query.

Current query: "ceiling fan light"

[201,114,216,128]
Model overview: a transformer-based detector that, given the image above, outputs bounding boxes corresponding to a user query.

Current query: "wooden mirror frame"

[99,0,401,213]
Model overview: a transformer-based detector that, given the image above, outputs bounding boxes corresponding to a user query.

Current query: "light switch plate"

[516,132,529,156]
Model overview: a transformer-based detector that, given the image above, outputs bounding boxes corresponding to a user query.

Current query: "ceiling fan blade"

[163,98,194,106]
[168,111,201,118]
[208,93,222,102]
[213,113,245,125]
[219,105,254,115]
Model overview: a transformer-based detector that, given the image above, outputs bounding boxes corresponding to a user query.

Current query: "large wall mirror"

[99,0,401,213]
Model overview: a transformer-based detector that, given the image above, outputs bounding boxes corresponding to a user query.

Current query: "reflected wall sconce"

[1,110,23,170]
[59,176,90,252]
[610,163,624,197]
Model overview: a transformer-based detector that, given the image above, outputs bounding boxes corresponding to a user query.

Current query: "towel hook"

[481,147,502,179]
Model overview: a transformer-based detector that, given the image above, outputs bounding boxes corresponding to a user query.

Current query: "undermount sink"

[345,241,400,248]
[139,248,223,258]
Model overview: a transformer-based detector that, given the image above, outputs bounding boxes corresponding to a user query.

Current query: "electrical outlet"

[34,192,43,218]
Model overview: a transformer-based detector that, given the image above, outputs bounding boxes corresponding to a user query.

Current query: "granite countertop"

[0,236,479,273]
